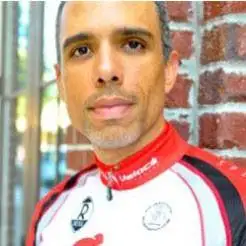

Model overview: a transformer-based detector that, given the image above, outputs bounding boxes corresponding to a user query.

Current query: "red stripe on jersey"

[170,168,205,246]
[181,160,232,246]
[26,179,68,246]
[26,164,97,246]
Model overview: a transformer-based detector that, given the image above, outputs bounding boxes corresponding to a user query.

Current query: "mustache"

[84,87,138,109]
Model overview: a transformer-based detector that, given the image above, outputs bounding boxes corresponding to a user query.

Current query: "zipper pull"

[106,171,114,201]
[107,186,113,201]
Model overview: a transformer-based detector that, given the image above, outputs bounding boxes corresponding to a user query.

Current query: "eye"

[72,45,91,58]
[123,40,145,53]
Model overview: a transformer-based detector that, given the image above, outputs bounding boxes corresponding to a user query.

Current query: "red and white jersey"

[26,123,246,246]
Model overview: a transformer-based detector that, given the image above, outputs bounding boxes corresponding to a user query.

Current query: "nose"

[97,75,119,84]
[94,42,123,87]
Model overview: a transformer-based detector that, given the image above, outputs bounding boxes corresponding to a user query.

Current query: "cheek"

[146,74,165,116]
[127,61,165,104]
[137,65,166,123]
[62,67,92,114]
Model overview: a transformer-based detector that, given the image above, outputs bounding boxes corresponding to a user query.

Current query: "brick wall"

[65,1,246,174]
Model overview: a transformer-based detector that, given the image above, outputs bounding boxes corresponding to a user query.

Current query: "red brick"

[199,113,246,149]
[201,25,227,64]
[67,150,95,171]
[204,2,246,20]
[236,25,246,58]
[201,24,246,65]
[226,74,246,100]
[166,2,192,22]
[171,31,193,59]
[199,69,246,104]
[166,74,192,108]
[65,125,90,144]
[227,158,246,168]
[170,120,190,141]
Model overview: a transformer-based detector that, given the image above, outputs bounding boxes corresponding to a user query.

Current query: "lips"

[89,97,134,120]
[91,97,133,108]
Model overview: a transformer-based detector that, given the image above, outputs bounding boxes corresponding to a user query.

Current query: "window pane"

[14,95,27,246]
[39,83,68,198]
[17,1,30,90]
[43,1,61,82]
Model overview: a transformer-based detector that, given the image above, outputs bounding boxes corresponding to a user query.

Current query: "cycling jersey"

[26,123,246,246]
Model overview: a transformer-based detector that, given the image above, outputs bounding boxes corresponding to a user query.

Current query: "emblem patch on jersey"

[143,202,172,231]
[71,197,94,232]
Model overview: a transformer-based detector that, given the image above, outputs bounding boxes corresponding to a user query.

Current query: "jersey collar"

[95,123,188,190]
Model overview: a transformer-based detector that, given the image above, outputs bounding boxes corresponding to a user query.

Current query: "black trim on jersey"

[64,169,83,190]
[183,155,246,246]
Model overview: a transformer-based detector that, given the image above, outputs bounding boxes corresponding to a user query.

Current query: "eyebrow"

[114,27,153,39]
[62,27,154,50]
[63,33,91,50]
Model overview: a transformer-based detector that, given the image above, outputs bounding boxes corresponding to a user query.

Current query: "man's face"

[56,1,178,149]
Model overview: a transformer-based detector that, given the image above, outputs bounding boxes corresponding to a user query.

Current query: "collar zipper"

[106,171,114,201]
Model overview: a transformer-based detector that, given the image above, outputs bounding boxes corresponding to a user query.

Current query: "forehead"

[60,1,160,41]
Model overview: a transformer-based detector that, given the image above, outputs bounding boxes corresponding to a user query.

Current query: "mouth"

[88,97,135,120]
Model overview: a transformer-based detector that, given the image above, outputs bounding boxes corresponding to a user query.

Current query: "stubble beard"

[83,119,143,150]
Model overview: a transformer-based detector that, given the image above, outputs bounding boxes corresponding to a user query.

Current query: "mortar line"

[190,1,203,146]
[202,13,246,31]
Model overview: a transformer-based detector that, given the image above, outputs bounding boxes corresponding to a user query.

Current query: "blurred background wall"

[0,1,245,246]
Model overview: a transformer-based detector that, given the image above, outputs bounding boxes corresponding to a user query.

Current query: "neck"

[94,117,166,165]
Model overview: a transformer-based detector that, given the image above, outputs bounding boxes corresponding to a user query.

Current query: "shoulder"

[26,164,97,246]
[184,145,246,207]
[182,145,246,245]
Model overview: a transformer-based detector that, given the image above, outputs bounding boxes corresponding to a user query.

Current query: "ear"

[164,51,180,94]
[55,64,65,101]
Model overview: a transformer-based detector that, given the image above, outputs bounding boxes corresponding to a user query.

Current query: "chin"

[85,122,142,150]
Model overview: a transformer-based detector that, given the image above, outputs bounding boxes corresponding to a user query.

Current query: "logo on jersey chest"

[143,202,172,231]
[71,197,94,232]
[119,157,158,182]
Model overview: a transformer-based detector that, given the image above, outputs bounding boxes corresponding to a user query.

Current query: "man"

[26,1,246,246]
